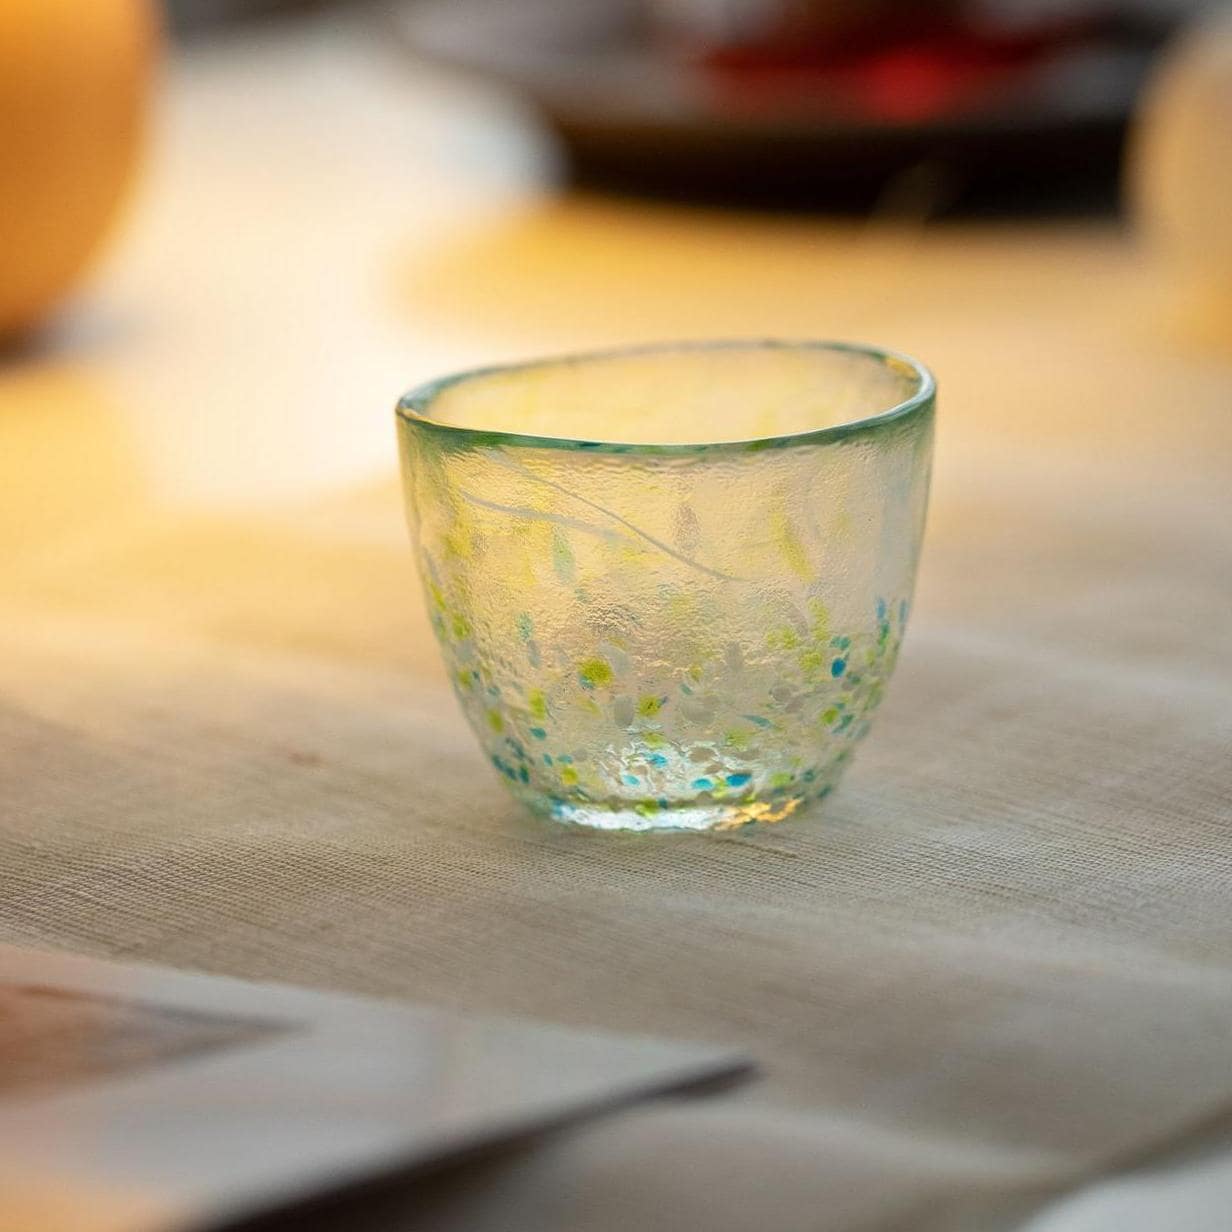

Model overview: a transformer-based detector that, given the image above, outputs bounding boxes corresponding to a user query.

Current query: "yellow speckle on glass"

[528,689,547,720]
[429,583,447,611]
[637,695,664,717]
[774,511,812,580]
[486,709,503,733]
[766,625,799,651]
[642,730,666,748]
[445,519,473,561]
[667,591,696,620]
[578,657,613,689]
[456,668,473,691]
[451,613,471,639]
[807,598,830,640]
[687,664,703,683]
[724,729,750,751]
[560,766,579,786]
[799,648,826,675]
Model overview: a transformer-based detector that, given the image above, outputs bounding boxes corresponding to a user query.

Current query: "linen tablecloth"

[2,16,1230,1231]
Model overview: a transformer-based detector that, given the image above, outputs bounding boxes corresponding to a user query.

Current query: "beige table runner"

[2,395,1230,1229]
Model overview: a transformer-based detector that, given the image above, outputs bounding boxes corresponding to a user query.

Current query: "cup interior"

[407,342,928,448]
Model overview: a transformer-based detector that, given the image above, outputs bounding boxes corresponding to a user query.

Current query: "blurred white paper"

[0,945,748,1232]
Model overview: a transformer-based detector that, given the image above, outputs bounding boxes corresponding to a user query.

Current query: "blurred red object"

[699,11,1098,122]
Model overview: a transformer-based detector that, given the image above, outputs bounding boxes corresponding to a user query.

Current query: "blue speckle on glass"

[529,727,547,740]
[692,777,713,790]
[726,772,751,787]
[743,714,772,729]
[648,752,669,767]
[830,658,847,677]
[622,773,640,787]
[876,597,887,621]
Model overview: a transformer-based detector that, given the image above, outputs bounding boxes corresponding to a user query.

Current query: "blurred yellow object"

[1130,10,1232,327]
[0,0,156,340]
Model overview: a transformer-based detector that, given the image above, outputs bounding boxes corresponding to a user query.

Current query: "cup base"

[537,793,814,833]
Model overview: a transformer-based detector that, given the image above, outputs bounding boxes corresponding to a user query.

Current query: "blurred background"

[1,0,1229,547]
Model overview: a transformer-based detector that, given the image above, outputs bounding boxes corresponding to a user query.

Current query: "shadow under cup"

[397,342,935,832]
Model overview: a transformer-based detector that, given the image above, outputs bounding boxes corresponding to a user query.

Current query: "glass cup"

[397,341,934,832]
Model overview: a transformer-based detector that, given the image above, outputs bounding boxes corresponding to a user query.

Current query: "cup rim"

[395,339,935,455]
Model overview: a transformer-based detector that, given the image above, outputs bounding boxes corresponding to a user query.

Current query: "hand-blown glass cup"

[397,341,934,832]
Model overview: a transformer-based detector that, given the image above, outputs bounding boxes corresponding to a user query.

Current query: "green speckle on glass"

[455,668,473,691]
[552,528,575,582]
[578,657,613,689]
[429,583,447,611]
[451,613,471,639]
[486,709,504,734]
[822,707,839,725]
[517,612,533,640]
[770,772,794,788]
[634,800,660,817]
[637,695,666,717]
[743,714,772,729]
[724,729,750,751]
[529,727,547,740]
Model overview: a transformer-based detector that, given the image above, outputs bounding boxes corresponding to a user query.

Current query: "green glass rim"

[395,339,936,455]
